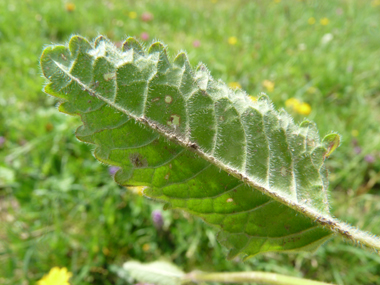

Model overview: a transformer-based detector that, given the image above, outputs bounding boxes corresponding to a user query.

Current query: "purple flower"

[192,40,201,48]
[0,136,5,147]
[364,155,375,164]
[109,166,120,175]
[354,146,362,154]
[151,210,164,230]
[141,32,149,41]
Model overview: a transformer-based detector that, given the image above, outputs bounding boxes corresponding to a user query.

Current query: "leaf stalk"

[185,271,335,285]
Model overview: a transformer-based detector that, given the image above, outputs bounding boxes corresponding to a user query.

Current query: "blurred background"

[1,0,380,284]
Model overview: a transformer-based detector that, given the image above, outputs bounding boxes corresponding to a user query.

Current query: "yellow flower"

[262,80,274,92]
[320,17,329,25]
[211,0,218,3]
[129,11,137,19]
[286,98,311,115]
[285,98,301,108]
[249,95,257,102]
[295,102,312,115]
[274,0,281,3]
[308,17,316,25]
[228,82,242,89]
[37,267,72,285]
[228,36,237,45]
[142,243,150,251]
[65,3,75,12]
[351,129,359,137]
[371,0,380,6]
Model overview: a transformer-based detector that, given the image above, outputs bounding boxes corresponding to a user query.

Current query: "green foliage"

[40,34,380,260]
[2,1,380,284]
[116,260,335,285]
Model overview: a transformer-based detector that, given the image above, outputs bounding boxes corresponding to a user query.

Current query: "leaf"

[40,35,380,258]
[322,133,340,158]
[116,260,188,285]
[115,260,333,285]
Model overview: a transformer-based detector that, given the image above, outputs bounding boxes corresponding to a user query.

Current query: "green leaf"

[117,261,188,285]
[40,35,380,258]
[322,133,340,158]
[116,260,333,285]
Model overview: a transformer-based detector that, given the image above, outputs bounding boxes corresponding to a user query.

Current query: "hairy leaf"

[40,36,380,258]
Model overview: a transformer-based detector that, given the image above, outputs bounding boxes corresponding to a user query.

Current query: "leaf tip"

[94,35,109,47]
[69,35,91,55]
[122,37,144,54]
[148,41,167,55]
[257,92,270,102]
[300,120,315,128]
[40,44,71,80]
[322,133,340,158]
[196,63,211,76]
[173,52,189,68]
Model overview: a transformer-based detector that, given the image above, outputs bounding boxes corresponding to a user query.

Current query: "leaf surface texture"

[41,36,342,258]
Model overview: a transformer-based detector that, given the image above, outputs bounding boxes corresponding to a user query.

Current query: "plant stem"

[185,271,335,285]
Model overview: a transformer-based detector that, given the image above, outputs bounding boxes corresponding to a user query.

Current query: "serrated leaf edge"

[41,36,380,254]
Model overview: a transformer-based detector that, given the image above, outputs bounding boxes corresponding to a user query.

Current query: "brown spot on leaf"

[167,114,180,127]
[129,153,148,168]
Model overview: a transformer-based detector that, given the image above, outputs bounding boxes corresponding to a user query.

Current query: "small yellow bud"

[65,3,76,12]
[142,243,150,251]
[228,36,237,45]
[295,102,312,115]
[320,18,329,25]
[129,11,137,19]
[285,98,301,108]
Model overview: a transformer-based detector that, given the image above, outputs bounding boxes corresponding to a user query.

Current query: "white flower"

[321,33,333,45]
[298,43,306,51]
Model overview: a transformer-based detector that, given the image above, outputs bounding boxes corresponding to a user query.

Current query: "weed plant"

[0,1,380,284]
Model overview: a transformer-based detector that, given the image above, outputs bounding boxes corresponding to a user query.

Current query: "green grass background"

[1,0,380,284]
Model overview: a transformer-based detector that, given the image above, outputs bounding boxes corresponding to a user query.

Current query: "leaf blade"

[41,35,380,257]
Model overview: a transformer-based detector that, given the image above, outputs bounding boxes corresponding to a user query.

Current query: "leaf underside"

[40,35,339,259]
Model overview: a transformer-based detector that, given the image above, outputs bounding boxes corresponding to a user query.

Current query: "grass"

[0,0,380,284]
